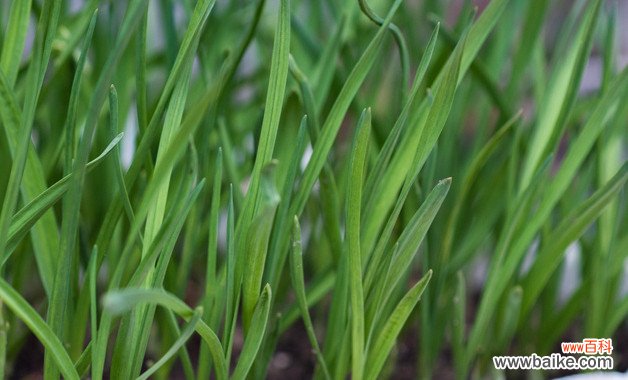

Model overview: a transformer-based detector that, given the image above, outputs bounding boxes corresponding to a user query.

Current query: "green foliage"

[0,0,625,379]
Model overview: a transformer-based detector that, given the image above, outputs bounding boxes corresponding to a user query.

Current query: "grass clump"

[0,0,626,378]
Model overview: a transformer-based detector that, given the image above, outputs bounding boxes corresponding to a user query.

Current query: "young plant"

[0,0,625,379]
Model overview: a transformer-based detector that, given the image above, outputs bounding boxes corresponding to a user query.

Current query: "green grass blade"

[519,0,602,189]
[89,248,98,380]
[231,284,272,380]
[458,0,510,83]
[466,69,628,370]
[5,133,123,257]
[247,0,290,186]
[495,286,522,351]
[124,180,206,289]
[63,9,98,174]
[312,14,347,108]
[218,120,244,208]
[0,277,79,380]
[279,271,336,334]
[346,108,371,379]
[451,271,466,379]
[588,6,622,337]
[1,0,626,377]
[506,0,550,99]
[290,217,331,380]
[107,85,138,232]
[362,29,465,256]
[0,0,32,86]
[47,3,147,376]
[364,22,439,201]
[463,155,553,365]
[137,308,202,380]
[89,0,217,271]
[358,0,410,101]
[114,1,208,369]
[265,118,308,291]
[223,187,237,362]
[0,68,44,279]
[370,178,450,331]
[141,47,194,253]
[0,0,62,296]
[441,113,520,263]
[242,163,280,328]
[236,0,290,251]
[290,0,404,218]
[520,163,628,316]
[364,270,432,380]
[199,150,223,367]
[102,289,227,380]
[605,296,628,338]
[289,58,321,140]
[92,179,205,380]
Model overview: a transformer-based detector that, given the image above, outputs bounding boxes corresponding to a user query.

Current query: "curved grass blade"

[114,1,210,370]
[91,179,205,380]
[0,0,63,296]
[361,0,511,243]
[430,20,513,117]
[0,68,45,279]
[0,277,79,380]
[51,0,98,70]
[137,308,202,380]
[458,0,510,82]
[5,133,123,257]
[102,289,227,380]
[126,179,207,289]
[47,2,148,377]
[358,0,410,101]
[289,58,321,140]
